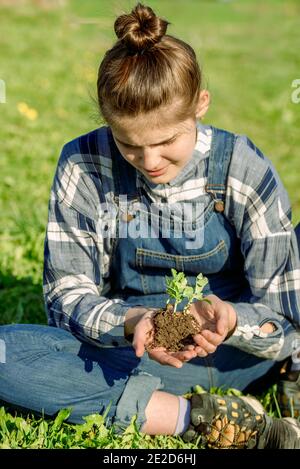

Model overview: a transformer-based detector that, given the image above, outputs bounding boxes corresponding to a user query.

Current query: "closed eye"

[162,138,176,146]
[119,138,177,149]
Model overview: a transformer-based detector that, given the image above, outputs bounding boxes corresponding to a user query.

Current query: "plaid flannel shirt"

[43,123,300,360]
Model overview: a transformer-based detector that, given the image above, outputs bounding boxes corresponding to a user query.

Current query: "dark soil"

[148,303,201,352]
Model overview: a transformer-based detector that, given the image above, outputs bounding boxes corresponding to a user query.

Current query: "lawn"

[0,0,299,449]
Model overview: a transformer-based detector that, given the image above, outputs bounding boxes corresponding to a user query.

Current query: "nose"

[139,147,162,171]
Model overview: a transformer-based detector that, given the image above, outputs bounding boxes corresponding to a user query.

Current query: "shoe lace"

[196,414,260,449]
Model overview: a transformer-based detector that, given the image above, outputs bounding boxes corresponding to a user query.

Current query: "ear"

[195,89,210,120]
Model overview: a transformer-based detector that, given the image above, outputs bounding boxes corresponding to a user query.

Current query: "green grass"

[0,0,299,448]
[0,385,282,449]
[1,405,194,449]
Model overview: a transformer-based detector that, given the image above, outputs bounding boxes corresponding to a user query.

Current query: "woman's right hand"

[131,308,198,368]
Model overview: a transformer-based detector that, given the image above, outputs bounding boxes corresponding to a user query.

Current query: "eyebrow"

[114,132,180,148]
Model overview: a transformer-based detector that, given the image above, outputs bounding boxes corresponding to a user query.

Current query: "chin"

[146,174,171,184]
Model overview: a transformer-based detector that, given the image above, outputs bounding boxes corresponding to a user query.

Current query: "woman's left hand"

[187,294,237,357]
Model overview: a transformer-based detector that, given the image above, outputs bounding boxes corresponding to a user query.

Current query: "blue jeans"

[0,323,283,430]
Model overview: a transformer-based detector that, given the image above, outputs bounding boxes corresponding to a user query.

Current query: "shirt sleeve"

[43,143,137,348]
[223,135,300,360]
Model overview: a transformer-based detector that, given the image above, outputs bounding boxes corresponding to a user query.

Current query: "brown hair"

[97,2,202,126]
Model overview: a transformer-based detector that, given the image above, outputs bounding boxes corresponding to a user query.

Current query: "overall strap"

[106,126,140,199]
[205,126,237,213]
[106,126,141,228]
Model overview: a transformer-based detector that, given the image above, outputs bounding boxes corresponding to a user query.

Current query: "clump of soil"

[148,303,201,352]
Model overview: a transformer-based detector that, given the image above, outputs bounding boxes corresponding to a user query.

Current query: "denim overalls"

[107,124,249,309]
[0,125,286,430]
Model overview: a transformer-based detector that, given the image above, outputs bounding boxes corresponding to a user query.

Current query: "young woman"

[0,2,299,449]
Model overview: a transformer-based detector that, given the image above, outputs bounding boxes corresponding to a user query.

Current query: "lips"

[145,166,168,176]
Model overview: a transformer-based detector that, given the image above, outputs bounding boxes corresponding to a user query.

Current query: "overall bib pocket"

[135,239,229,295]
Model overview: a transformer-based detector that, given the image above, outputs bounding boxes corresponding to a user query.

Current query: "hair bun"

[114,2,170,53]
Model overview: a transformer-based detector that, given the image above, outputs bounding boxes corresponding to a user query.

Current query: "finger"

[183,344,196,351]
[132,325,148,357]
[153,353,183,368]
[133,338,145,358]
[133,317,154,358]
[193,333,205,346]
[193,329,221,347]
[149,349,183,368]
[201,329,224,347]
[192,334,217,354]
[194,346,208,357]
[216,314,227,337]
[171,350,197,362]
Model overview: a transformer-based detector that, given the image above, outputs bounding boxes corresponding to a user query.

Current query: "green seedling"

[165,268,210,313]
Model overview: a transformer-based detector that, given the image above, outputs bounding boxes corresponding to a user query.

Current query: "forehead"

[110,107,192,147]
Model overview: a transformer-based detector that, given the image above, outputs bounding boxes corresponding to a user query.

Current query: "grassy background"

[0,0,299,448]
